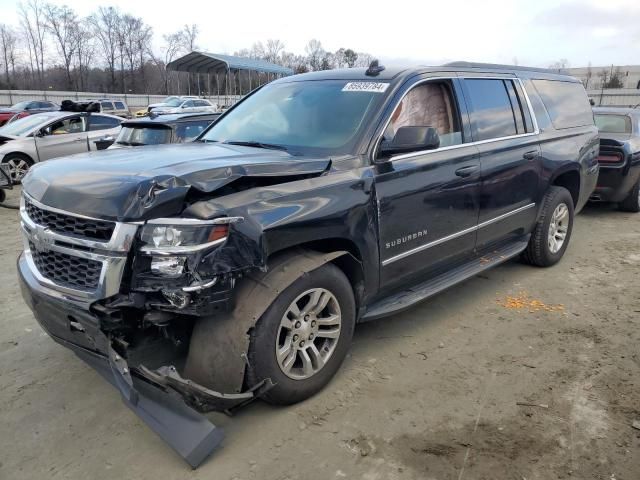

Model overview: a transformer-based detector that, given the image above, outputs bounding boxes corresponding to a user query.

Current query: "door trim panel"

[382,202,535,266]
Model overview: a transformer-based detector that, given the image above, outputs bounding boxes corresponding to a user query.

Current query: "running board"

[361,239,529,321]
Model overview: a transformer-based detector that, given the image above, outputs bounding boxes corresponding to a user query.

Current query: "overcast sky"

[0,0,638,68]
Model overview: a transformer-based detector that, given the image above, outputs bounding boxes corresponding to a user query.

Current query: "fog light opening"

[151,256,186,277]
[162,290,191,309]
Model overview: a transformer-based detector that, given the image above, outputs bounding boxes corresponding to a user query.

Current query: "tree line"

[0,0,376,96]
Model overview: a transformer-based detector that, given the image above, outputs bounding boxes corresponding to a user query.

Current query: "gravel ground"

[1,186,639,480]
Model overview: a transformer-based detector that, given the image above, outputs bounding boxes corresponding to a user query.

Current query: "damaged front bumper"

[17,253,271,468]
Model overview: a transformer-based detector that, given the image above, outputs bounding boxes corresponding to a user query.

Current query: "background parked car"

[82,98,131,118]
[0,111,122,182]
[109,112,220,148]
[591,107,640,212]
[151,97,218,114]
[0,100,59,126]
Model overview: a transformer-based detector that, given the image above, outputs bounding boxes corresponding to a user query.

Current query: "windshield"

[164,98,183,107]
[594,114,632,134]
[0,113,60,136]
[116,125,172,145]
[11,101,30,110]
[201,80,386,155]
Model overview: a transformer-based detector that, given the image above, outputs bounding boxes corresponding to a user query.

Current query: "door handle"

[74,138,86,142]
[523,150,538,160]
[455,165,480,177]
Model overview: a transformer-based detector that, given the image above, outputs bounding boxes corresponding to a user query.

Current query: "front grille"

[25,199,115,241]
[29,242,102,290]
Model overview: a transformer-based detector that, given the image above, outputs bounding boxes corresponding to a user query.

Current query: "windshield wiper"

[224,140,287,151]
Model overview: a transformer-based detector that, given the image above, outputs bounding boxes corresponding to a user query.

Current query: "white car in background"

[151,98,218,114]
[144,95,199,115]
[0,111,122,182]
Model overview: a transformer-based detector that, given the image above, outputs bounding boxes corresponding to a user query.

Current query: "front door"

[459,77,541,248]
[374,77,481,291]
[35,115,88,161]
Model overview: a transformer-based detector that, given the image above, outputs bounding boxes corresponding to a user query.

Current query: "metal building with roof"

[167,51,293,103]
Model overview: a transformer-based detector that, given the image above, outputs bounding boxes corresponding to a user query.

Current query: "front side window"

[43,116,85,136]
[201,80,385,155]
[383,81,463,148]
[594,114,631,134]
[175,120,212,142]
[464,79,519,141]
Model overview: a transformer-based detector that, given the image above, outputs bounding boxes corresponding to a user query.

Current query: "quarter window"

[100,101,114,110]
[531,80,594,129]
[384,81,463,148]
[89,115,121,131]
[464,79,523,141]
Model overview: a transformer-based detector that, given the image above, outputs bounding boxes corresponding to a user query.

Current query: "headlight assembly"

[139,217,242,255]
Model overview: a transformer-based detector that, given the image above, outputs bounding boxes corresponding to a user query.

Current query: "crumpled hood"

[22,142,331,221]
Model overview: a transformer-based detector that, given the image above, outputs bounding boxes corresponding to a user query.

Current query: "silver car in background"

[151,97,219,114]
[0,111,123,182]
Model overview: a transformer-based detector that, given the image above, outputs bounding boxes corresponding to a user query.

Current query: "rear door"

[459,76,541,248]
[87,114,122,150]
[374,76,481,291]
[35,115,88,160]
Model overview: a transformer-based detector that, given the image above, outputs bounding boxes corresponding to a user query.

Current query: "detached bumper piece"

[17,253,270,469]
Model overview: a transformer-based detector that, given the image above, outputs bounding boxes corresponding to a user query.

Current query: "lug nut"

[304,315,310,321]
[299,340,305,347]
[311,321,316,327]
[293,334,299,341]
[295,321,301,328]
[309,334,314,340]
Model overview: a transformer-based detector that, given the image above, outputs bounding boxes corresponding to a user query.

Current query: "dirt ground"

[1,186,639,480]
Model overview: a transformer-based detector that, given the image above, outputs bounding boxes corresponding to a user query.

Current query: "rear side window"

[114,101,126,110]
[175,120,213,142]
[464,79,526,141]
[101,101,114,110]
[531,80,593,129]
[594,114,631,134]
[89,115,121,131]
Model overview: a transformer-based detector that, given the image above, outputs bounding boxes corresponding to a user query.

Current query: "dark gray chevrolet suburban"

[18,62,599,466]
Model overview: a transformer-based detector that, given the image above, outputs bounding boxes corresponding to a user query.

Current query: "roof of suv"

[277,62,579,84]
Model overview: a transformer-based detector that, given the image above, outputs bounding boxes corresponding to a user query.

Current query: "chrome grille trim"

[19,193,138,303]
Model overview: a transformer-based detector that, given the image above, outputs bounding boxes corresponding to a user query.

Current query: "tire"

[246,263,355,405]
[522,186,574,267]
[618,179,640,213]
[2,153,33,184]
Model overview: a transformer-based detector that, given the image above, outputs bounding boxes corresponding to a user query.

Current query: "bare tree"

[149,32,184,94]
[89,6,120,91]
[343,49,358,68]
[19,0,47,88]
[43,4,79,90]
[264,39,284,63]
[73,23,94,91]
[0,24,18,87]
[305,39,324,71]
[181,24,198,52]
[548,58,570,70]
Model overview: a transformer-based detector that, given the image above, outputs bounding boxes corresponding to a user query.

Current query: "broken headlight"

[139,220,237,255]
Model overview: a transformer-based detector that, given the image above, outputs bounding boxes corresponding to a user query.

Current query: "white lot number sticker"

[342,82,390,93]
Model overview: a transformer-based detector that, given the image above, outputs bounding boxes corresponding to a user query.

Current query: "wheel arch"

[549,167,580,208]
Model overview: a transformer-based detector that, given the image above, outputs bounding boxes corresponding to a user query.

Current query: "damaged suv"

[18,62,598,467]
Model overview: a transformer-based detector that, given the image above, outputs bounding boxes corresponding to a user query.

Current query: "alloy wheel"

[548,202,569,253]
[275,288,342,380]
[5,158,30,182]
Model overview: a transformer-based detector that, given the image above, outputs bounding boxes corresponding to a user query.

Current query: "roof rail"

[443,61,558,74]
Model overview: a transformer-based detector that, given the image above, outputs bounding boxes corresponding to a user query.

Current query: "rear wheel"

[246,263,355,405]
[618,179,640,213]
[2,153,33,183]
[522,186,574,267]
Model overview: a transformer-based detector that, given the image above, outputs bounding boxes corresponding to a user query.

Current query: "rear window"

[532,80,593,129]
[116,125,172,146]
[594,114,631,134]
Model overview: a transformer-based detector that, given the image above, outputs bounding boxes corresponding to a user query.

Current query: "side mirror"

[380,126,440,156]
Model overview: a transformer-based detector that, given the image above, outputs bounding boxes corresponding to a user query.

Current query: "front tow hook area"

[76,341,227,469]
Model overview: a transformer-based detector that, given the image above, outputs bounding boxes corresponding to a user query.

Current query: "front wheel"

[246,263,355,405]
[618,179,640,213]
[522,186,575,267]
[2,153,33,183]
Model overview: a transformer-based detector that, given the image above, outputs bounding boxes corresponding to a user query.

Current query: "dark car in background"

[592,107,640,212]
[0,100,59,126]
[109,112,220,148]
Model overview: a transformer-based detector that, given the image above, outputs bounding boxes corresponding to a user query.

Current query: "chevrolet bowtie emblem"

[32,224,54,252]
